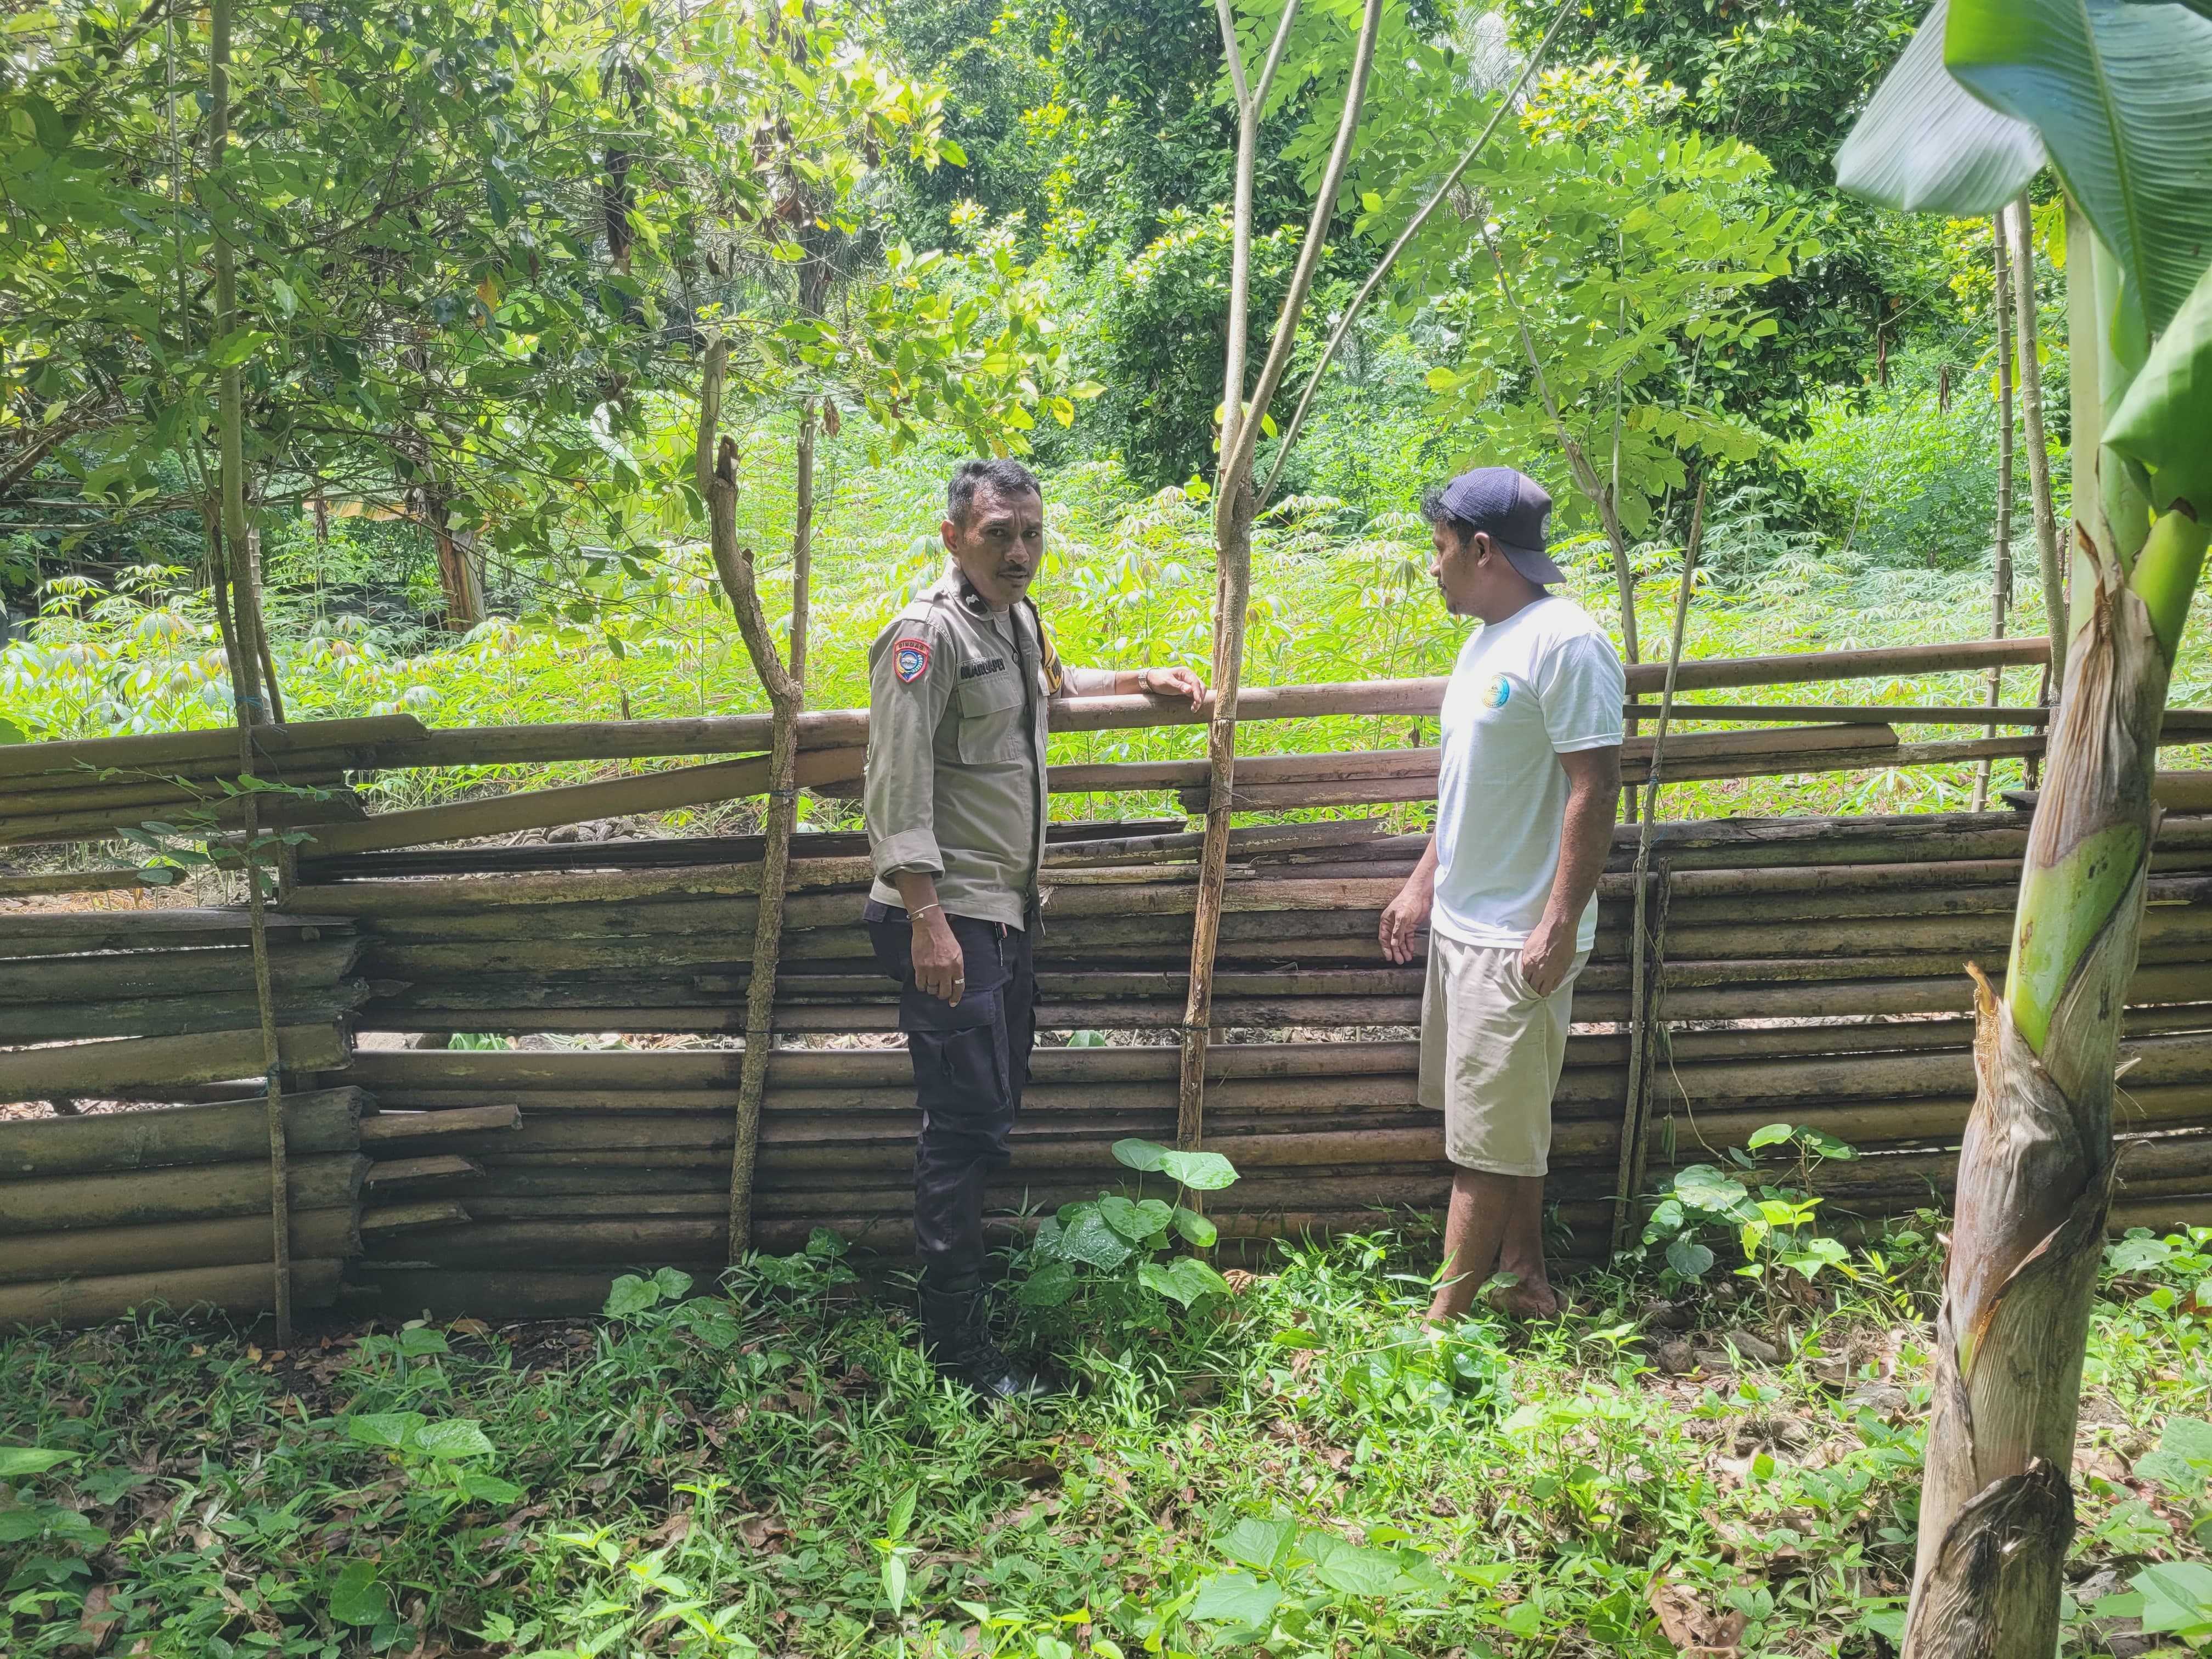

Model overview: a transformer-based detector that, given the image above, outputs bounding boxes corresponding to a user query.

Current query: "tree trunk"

[1177,0,1382,1166]
[207,0,292,1346]
[1902,205,2210,1656]
[697,337,802,1257]
[422,487,484,631]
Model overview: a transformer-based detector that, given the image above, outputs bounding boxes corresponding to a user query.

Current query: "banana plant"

[1837,2,2212,1652]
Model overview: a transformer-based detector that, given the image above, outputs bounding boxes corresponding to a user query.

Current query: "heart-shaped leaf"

[329,1559,390,1627]
[1172,1205,1218,1248]
[412,1419,494,1461]
[603,1273,663,1317]
[1157,1148,1239,1191]
[1192,1571,1282,1626]
[345,1412,425,1452]
[1215,1516,1298,1572]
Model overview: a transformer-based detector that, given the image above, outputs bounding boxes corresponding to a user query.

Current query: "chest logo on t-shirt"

[1480,673,1511,710]
[893,637,931,684]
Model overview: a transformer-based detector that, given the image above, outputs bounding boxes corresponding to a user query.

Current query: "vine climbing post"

[207,0,291,1345]
[1177,0,1384,1164]
[1609,479,1702,1256]
[698,337,803,1259]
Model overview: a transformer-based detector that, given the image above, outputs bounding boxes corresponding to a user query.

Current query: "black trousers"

[864,902,1037,1282]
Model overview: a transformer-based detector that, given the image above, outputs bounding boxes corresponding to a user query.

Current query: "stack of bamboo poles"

[0,716,420,846]
[0,1090,367,1324]
[0,1081,526,1327]
[0,910,369,1047]
[321,811,2212,1317]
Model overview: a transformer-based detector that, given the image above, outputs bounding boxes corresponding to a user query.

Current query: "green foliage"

[1786,346,2056,572]
[1392,61,1820,539]
[2096,1560,2212,1646]
[1944,0,2212,336]
[1641,1124,1858,1290]
[1017,1138,1237,1318]
[9,1226,2212,1655]
[603,1265,700,1318]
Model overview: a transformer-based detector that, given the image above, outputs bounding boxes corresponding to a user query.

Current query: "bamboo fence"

[3,643,2210,1323]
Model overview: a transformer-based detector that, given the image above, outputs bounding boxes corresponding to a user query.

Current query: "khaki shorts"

[1418,933,1587,1177]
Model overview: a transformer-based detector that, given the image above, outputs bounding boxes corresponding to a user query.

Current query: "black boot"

[917,1273,1054,1403]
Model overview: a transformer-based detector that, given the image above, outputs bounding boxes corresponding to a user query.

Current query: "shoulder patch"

[893,637,932,684]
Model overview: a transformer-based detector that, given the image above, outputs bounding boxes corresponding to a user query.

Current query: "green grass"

[4,433,2208,844]
[7,1224,2212,1657]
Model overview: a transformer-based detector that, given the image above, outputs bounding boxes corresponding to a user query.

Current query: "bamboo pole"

[0,1260,344,1329]
[0,936,361,1005]
[291,748,862,860]
[0,1154,365,1234]
[0,1210,357,1285]
[1612,482,1702,1254]
[202,0,294,1342]
[0,1090,363,1178]
[0,644,2078,795]
[0,717,422,782]
[697,337,802,1260]
[0,1025,348,1103]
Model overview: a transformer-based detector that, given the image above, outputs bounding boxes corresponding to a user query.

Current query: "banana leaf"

[1835,0,2044,212]
[1946,0,2212,333]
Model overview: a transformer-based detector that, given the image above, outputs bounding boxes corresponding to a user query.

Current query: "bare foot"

[1484,1279,1561,1321]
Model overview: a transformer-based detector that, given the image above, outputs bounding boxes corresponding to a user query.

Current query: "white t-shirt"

[1431,595,1626,951]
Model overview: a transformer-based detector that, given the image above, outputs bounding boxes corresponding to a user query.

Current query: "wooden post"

[207,0,291,1345]
[1611,481,1703,1256]
[789,395,817,693]
[698,338,802,1258]
[1973,218,2016,812]
[1177,0,1384,1161]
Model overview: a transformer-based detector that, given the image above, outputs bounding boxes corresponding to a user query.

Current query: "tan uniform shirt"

[864,572,1111,929]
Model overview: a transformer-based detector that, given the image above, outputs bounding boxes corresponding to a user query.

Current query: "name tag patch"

[960,656,1007,680]
[893,637,931,684]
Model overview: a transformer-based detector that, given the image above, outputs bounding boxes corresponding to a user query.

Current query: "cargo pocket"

[904,985,1008,1109]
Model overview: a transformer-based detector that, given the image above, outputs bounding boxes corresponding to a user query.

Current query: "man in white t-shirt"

[1379,467,1624,1323]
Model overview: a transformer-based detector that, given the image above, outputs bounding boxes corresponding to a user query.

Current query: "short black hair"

[947,458,1042,527]
[1418,486,1480,546]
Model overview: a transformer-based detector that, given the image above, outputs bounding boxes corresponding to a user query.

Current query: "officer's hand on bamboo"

[1136,665,1207,707]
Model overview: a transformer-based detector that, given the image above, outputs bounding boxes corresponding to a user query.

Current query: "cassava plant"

[1837,1,2212,1651]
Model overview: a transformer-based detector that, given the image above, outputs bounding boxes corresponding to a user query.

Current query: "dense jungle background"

[5,0,2171,822]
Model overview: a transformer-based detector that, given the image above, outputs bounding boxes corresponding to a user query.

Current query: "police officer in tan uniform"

[864,458,1204,1400]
